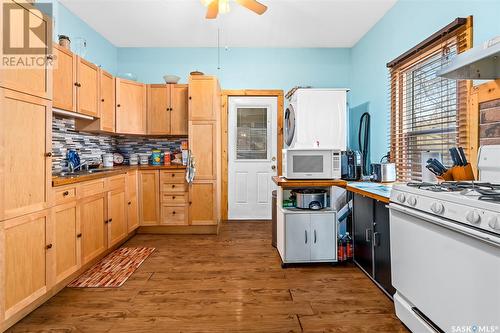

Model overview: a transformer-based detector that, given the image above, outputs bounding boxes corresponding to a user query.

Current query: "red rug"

[68,247,155,288]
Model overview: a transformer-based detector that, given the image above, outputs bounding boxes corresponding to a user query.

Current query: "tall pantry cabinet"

[188,76,221,226]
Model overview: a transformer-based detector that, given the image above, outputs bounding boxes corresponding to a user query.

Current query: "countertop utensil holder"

[437,163,475,182]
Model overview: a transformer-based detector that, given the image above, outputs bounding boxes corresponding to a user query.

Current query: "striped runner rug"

[68,247,155,288]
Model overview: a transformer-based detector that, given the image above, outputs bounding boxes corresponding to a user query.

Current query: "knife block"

[437,164,475,182]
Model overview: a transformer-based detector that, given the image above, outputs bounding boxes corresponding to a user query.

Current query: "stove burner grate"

[407,181,500,193]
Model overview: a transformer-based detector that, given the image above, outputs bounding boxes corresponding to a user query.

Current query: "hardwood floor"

[10,221,408,332]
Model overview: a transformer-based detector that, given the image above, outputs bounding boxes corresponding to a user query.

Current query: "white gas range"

[389,147,500,333]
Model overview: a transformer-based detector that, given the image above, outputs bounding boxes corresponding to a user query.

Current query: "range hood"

[437,36,500,79]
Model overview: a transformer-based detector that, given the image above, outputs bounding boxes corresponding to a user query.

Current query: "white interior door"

[228,96,277,220]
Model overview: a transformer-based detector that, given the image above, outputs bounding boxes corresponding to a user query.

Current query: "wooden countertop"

[272,176,347,188]
[346,182,394,204]
[52,165,186,187]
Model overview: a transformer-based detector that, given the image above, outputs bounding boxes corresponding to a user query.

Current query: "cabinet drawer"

[161,206,187,225]
[81,179,106,197]
[108,174,126,190]
[160,170,185,183]
[161,193,187,205]
[161,182,187,193]
[54,186,77,204]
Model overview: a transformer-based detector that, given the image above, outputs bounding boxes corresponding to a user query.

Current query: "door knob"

[271,157,276,161]
[271,165,276,170]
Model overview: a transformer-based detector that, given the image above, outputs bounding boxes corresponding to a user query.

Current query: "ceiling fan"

[202,0,268,19]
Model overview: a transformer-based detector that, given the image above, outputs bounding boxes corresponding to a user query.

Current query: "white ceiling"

[59,0,397,48]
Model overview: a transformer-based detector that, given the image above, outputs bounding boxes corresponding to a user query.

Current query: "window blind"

[389,18,472,181]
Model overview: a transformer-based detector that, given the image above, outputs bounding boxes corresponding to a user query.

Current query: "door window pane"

[236,107,267,159]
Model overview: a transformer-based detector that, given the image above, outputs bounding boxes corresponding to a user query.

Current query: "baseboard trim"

[137,225,218,235]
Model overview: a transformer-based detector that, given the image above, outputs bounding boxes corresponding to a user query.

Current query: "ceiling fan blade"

[235,0,267,15]
[205,0,219,19]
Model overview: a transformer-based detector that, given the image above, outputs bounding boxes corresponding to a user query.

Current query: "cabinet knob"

[46,243,53,250]
[74,82,81,87]
[171,174,175,177]
[172,196,176,199]
[77,233,82,238]
[63,191,69,196]
[46,55,53,60]
[101,98,105,102]
[189,96,192,100]
[104,219,109,224]
[117,104,121,107]
[109,218,113,223]
[45,152,53,157]
[128,201,132,205]
[172,185,176,188]
[172,211,176,215]
[189,201,192,205]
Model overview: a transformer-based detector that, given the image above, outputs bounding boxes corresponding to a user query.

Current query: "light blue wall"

[349,0,500,163]
[48,1,118,74]
[117,47,351,93]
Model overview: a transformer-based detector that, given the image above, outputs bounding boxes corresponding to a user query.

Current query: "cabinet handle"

[365,229,372,242]
[45,152,53,157]
[314,230,317,243]
[46,244,53,250]
[63,191,69,196]
[305,230,308,244]
[77,233,82,238]
[373,232,380,247]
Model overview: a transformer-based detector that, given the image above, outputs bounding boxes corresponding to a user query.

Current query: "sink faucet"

[69,160,89,172]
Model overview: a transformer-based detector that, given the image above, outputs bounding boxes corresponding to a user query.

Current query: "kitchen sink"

[55,169,113,178]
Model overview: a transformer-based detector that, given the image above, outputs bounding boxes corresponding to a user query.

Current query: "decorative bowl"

[163,75,180,84]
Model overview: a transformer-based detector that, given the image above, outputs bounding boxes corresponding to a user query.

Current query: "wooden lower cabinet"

[139,171,160,225]
[107,189,127,248]
[127,171,139,232]
[1,210,51,320]
[80,193,107,265]
[52,202,81,285]
[189,181,217,225]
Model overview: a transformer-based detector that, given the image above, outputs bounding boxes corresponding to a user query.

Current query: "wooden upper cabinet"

[171,84,189,135]
[147,85,170,135]
[116,78,147,134]
[52,44,76,111]
[76,58,99,117]
[0,89,52,221]
[0,1,52,100]
[3,210,51,320]
[146,84,188,135]
[99,70,115,132]
[189,76,217,121]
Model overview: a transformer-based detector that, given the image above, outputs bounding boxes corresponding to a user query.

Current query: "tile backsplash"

[52,115,186,173]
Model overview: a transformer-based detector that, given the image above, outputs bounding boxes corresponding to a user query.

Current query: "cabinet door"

[3,210,50,320]
[80,194,107,265]
[52,44,76,111]
[0,1,51,99]
[353,194,374,275]
[147,85,170,135]
[170,84,188,135]
[108,189,127,248]
[127,172,139,232]
[53,202,80,285]
[373,201,396,296]
[189,121,216,180]
[0,89,52,221]
[76,58,99,117]
[189,181,216,225]
[188,77,215,121]
[139,171,159,225]
[310,213,336,261]
[116,79,147,134]
[284,214,310,262]
[99,70,115,132]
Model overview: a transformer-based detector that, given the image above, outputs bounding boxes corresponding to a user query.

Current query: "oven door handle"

[389,203,500,248]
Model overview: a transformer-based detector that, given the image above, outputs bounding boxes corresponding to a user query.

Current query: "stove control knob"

[397,193,406,203]
[408,196,417,207]
[466,211,481,224]
[488,216,500,230]
[431,202,444,214]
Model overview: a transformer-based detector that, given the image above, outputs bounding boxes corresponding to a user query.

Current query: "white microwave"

[282,148,341,179]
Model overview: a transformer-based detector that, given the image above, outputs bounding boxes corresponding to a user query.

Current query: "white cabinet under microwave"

[282,148,341,179]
